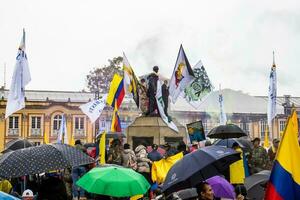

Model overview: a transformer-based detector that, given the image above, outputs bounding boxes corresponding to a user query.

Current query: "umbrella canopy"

[162,146,241,195]
[1,139,33,154]
[207,124,247,139]
[213,138,253,152]
[176,188,198,200]
[0,191,21,200]
[76,166,150,197]
[245,170,271,200]
[0,144,94,178]
[206,175,235,199]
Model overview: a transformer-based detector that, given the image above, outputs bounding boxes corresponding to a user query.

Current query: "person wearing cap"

[146,66,159,116]
[148,144,163,161]
[163,143,178,158]
[249,137,270,174]
[268,138,280,163]
[22,189,34,200]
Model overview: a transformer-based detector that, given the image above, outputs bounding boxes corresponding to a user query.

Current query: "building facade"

[0,88,299,151]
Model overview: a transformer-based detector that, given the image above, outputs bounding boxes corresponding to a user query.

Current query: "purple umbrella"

[206,175,235,199]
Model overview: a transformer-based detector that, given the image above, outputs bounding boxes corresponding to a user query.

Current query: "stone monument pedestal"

[125,116,187,149]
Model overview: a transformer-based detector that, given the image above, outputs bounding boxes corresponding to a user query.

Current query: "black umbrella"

[214,138,253,152]
[207,124,247,139]
[162,146,241,195]
[1,139,33,153]
[0,144,94,178]
[245,170,271,200]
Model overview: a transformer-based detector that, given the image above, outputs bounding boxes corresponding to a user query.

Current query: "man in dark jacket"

[146,66,159,116]
[161,80,169,117]
[148,144,163,161]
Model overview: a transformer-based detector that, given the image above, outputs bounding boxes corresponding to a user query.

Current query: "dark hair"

[75,140,82,145]
[124,143,130,150]
[141,78,146,83]
[252,137,260,143]
[196,181,210,197]
[152,144,158,150]
[153,66,159,73]
[235,184,247,197]
[112,139,121,147]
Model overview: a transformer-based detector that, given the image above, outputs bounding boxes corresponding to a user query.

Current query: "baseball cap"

[22,189,34,197]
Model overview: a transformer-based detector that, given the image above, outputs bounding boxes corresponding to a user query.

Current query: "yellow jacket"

[151,152,183,184]
[230,147,245,184]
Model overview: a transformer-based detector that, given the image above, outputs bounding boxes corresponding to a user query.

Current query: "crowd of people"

[0,135,280,200]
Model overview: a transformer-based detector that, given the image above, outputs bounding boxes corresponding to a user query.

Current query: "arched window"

[52,114,62,135]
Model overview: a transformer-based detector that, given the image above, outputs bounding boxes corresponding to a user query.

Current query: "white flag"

[156,80,179,133]
[57,114,68,144]
[267,60,277,127]
[219,93,227,125]
[5,29,31,118]
[80,94,107,123]
[184,60,214,108]
[169,45,195,104]
[123,53,139,108]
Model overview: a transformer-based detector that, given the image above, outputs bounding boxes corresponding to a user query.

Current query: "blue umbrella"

[0,191,21,200]
[162,146,241,195]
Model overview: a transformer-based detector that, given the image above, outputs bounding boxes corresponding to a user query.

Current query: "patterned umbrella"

[0,144,94,178]
[1,139,33,154]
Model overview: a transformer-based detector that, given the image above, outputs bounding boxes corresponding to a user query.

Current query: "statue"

[138,78,149,115]
[161,80,169,117]
[146,66,159,116]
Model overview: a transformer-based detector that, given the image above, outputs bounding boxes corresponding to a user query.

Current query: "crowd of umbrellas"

[0,124,271,199]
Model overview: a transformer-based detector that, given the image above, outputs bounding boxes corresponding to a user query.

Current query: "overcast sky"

[0,0,299,96]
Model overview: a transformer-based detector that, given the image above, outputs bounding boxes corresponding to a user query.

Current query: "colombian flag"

[107,74,125,109]
[111,102,122,132]
[265,110,300,200]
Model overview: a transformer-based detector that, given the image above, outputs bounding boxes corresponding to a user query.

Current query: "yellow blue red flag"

[107,74,125,109]
[110,102,121,132]
[265,110,300,199]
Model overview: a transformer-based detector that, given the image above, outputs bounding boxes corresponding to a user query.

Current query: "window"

[239,122,250,135]
[52,114,62,136]
[260,120,267,138]
[31,116,41,129]
[279,120,286,132]
[9,116,19,129]
[31,116,42,136]
[74,116,85,136]
[33,142,41,146]
[75,117,84,130]
[8,116,19,135]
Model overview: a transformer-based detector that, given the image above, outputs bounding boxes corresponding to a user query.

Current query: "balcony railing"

[8,129,19,135]
[31,128,42,136]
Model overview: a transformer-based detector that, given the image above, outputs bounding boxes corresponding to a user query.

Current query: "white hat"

[22,189,34,197]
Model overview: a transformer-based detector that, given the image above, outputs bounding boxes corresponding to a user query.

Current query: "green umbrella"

[76,166,150,197]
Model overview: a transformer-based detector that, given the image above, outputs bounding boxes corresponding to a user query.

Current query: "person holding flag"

[169,45,195,104]
[5,29,31,118]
